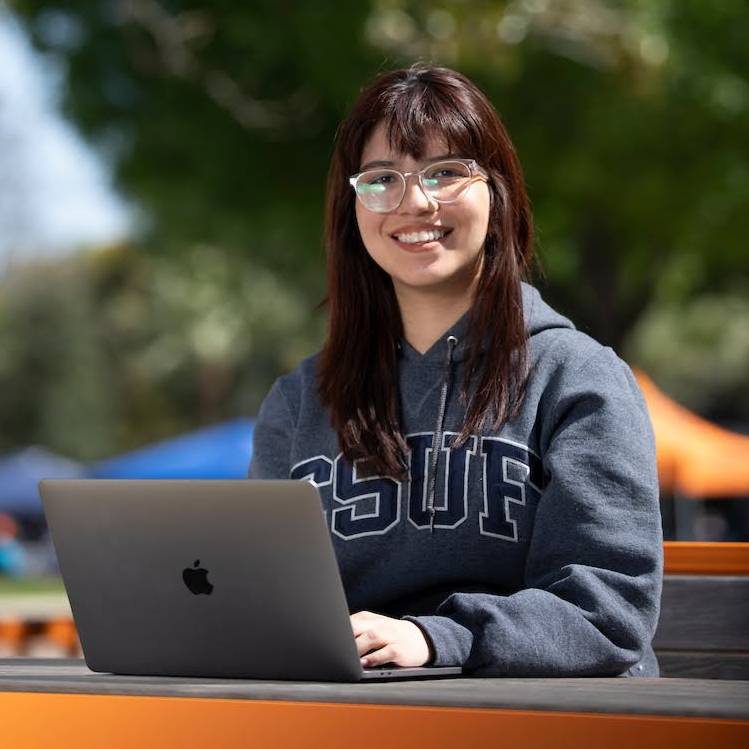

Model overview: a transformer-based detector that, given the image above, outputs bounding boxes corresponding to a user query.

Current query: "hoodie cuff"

[402,615,473,667]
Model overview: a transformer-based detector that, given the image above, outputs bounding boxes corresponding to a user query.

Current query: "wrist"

[404,617,436,665]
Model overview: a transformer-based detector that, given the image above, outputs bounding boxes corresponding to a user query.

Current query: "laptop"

[39,479,463,682]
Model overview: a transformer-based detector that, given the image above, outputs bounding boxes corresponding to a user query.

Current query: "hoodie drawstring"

[426,335,457,534]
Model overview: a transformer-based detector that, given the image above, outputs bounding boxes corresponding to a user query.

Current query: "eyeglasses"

[349,158,488,213]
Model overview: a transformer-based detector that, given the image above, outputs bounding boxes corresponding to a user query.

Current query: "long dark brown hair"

[318,64,535,480]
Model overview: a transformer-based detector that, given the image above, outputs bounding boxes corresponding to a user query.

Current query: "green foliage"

[12,0,381,272]
[0,258,117,459]
[625,287,749,420]
[3,0,748,459]
[0,247,324,460]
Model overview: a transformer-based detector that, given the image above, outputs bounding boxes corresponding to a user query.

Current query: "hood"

[397,281,576,367]
[521,281,576,338]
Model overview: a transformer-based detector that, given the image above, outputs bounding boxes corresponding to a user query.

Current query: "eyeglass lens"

[355,160,473,212]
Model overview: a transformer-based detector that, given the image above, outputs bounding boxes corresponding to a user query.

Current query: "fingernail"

[360,658,369,666]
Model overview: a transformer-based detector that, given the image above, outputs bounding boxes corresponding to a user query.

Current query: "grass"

[0,576,66,596]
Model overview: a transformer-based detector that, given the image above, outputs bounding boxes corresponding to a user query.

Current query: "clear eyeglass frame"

[348,158,488,213]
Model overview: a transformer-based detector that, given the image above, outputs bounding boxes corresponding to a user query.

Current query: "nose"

[397,173,438,213]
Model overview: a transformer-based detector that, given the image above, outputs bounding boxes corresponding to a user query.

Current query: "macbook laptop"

[39,479,463,682]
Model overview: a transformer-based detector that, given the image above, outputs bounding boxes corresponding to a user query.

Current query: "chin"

[393,272,463,293]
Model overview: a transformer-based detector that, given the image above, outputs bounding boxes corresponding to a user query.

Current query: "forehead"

[359,122,449,167]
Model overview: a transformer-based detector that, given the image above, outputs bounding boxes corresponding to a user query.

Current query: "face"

[354,122,491,299]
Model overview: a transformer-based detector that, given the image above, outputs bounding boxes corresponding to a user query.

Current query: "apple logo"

[182,559,214,595]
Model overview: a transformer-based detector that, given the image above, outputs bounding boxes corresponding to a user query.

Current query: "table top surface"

[1,659,748,720]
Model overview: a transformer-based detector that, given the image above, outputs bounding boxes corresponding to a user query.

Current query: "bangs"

[379,82,481,160]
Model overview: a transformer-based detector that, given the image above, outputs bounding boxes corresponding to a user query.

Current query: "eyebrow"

[359,153,455,171]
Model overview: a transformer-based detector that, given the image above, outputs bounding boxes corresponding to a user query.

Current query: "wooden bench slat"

[654,576,749,652]
[656,650,749,680]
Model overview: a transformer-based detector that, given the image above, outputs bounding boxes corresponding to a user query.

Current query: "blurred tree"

[625,287,749,425]
[9,1,747,327]
[0,245,322,459]
[3,0,748,457]
[362,0,749,346]
[11,0,382,288]
[0,256,117,459]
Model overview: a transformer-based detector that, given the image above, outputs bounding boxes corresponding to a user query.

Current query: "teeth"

[394,229,448,244]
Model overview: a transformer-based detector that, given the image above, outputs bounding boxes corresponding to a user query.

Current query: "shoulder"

[534,331,644,410]
[264,351,322,423]
[531,327,605,374]
[521,286,647,425]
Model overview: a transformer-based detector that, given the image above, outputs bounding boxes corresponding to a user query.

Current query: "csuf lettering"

[289,433,543,542]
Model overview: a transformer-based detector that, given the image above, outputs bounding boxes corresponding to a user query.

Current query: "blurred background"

[0,0,747,653]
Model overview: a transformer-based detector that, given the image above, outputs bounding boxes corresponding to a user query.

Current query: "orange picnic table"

[0,659,748,749]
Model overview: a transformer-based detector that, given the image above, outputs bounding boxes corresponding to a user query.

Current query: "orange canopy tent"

[633,369,749,498]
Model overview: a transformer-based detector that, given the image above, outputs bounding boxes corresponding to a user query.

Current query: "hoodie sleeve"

[247,378,295,479]
[404,347,663,676]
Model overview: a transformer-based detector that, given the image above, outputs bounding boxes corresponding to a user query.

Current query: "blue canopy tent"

[0,446,87,517]
[91,418,255,479]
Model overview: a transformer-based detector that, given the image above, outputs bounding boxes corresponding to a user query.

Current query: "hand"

[350,610,433,668]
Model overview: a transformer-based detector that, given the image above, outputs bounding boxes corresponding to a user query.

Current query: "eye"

[424,161,471,182]
[361,170,398,186]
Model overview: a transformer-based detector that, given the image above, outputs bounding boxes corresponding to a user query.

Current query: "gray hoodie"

[248,282,663,677]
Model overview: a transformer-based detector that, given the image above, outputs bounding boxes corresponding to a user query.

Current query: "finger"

[354,628,387,657]
[350,611,380,635]
[350,611,375,621]
[361,645,398,668]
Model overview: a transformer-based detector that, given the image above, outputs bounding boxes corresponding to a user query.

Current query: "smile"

[391,228,452,244]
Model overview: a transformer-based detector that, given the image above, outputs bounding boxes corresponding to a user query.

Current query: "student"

[249,64,663,677]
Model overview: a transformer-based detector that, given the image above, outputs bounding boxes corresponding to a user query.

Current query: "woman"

[249,64,663,677]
